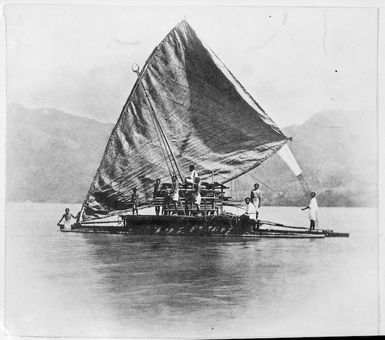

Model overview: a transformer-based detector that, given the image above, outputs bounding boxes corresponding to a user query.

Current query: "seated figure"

[240,197,258,233]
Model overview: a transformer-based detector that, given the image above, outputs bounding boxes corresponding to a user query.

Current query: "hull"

[62,215,349,238]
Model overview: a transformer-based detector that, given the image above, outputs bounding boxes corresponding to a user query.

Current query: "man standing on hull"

[250,183,262,219]
[302,192,318,230]
[131,188,139,216]
[153,178,162,216]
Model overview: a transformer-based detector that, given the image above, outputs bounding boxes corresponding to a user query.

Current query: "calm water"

[5,203,379,338]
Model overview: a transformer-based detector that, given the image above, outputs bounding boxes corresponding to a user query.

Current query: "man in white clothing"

[250,183,262,218]
[185,165,199,186]
[240,197,258,233]
[302,192,318,230]
[244,197,257,221]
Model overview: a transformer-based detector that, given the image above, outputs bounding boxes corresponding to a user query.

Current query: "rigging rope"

[235,178,239,215]
[247,171,299,206]
[138,79,184,183]
[133,65,183,182]
[141,83,177,179]
[145,96,174,178]
[221,145,285,185]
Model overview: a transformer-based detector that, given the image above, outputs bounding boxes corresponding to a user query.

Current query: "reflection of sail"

[80,20,288,221]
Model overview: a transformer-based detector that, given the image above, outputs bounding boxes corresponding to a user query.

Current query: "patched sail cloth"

[81,20,287,221]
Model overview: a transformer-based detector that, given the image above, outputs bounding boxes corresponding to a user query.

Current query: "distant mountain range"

[6,104,378,206]
[240,109,378,207]
[6,104,112,203]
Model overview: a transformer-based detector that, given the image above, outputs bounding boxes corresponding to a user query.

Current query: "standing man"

[153,179,162,216]
[170,175,179,215]
[131,188,139,216]
[194,177,202,215]
[185,165,199,186]
[250,183,262,218]
[302,192,318,230]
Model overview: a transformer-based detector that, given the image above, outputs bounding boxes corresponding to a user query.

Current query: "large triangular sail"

[80,20,288,221]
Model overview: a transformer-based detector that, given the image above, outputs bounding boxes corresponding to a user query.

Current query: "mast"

[132,64,184,184]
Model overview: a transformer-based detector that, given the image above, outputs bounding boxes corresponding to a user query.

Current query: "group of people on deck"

[240,183,262,231]
[57,163,318,230]
[243,183,262,221]
[242,184,318,231]
[152,165,202,216]
[137,165,319,230]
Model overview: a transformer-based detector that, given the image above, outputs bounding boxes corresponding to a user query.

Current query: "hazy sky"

[5,4,378,127]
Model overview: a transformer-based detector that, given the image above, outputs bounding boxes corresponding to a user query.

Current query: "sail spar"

[80,20,288,221]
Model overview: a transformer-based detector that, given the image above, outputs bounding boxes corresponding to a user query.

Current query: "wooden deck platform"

[62,214,349,238]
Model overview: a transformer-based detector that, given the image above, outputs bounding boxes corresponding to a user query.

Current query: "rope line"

[141,82,178,179]
[139,81,183,183]
[246,171,299,206]
[145,94,174,178]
